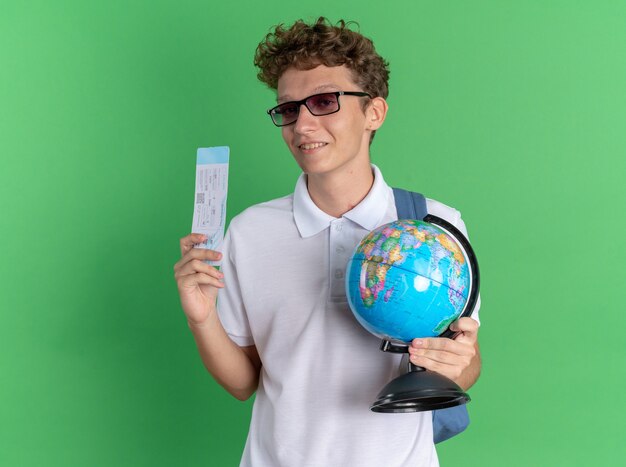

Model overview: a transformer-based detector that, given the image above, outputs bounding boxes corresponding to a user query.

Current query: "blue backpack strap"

[392,187,470,444]
[392,187,428,220]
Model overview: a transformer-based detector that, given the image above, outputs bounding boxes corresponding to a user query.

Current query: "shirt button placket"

[329,219,347,302]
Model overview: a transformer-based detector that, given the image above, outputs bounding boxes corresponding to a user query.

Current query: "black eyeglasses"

[267,91,372,127]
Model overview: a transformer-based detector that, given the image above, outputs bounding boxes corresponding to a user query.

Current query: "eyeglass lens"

[273,93,340,126]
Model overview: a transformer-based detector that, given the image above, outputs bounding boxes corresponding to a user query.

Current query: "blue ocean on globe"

[345,219,472,343]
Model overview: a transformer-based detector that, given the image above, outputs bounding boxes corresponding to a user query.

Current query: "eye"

[276,103,298,116]
[309,94,338,111]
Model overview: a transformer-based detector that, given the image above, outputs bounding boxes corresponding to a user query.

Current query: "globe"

[346,218,474,343]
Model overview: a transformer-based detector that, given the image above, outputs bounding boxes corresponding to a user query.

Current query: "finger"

[175,259,225,281]
[409,344,476,365]
[178,272,225,289]
[409,348,467,365]
[453,331,477,346]
[410,338,474,358]
[449,317,478,334]
[449,318,479,345]
[408,356,463,382]
[179,233,208,256]
[410,354,445,371]
[174,247,223,272]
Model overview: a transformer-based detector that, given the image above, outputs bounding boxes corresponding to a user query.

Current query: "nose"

[293,103,318,134]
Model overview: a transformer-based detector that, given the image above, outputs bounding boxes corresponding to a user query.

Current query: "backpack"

[392,187,471,444]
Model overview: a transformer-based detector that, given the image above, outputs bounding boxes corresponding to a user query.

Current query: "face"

[276,65,386,178]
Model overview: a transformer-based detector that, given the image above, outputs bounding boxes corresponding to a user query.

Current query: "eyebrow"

[277,84,342,103]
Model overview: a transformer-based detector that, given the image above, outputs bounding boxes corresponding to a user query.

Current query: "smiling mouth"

[299,142,327,150]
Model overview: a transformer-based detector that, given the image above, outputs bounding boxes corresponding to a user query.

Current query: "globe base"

[371,344,470,413]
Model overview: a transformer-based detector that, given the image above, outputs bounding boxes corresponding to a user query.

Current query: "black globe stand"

[347,214,479,414]
[370,339,470,413]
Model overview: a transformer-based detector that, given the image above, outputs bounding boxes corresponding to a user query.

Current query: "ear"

[366,97,389,131]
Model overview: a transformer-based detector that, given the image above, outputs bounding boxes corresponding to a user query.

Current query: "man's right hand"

[174,233,225,326]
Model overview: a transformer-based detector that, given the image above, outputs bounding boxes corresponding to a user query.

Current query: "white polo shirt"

[217,165,480,467]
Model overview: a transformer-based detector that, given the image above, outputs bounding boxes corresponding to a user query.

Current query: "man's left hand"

[408,317,480,389]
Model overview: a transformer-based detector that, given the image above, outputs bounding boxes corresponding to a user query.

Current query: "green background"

[1,0,625,465]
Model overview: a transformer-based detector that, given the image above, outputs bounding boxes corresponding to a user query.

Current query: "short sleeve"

[216,226,255,347]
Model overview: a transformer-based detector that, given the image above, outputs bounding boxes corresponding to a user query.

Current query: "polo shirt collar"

[293,164,391,238]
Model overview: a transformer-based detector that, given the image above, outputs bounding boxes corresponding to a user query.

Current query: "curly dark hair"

[254,17,390,100]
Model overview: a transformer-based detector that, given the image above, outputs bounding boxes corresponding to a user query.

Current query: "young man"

[174,17,481,467]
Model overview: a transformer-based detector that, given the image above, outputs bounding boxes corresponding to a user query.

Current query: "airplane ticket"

[191,146,229,265]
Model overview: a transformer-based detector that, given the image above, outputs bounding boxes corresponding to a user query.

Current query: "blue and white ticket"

[192,146,229,265]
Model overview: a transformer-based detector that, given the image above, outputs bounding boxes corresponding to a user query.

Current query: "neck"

[306,162,374,218]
